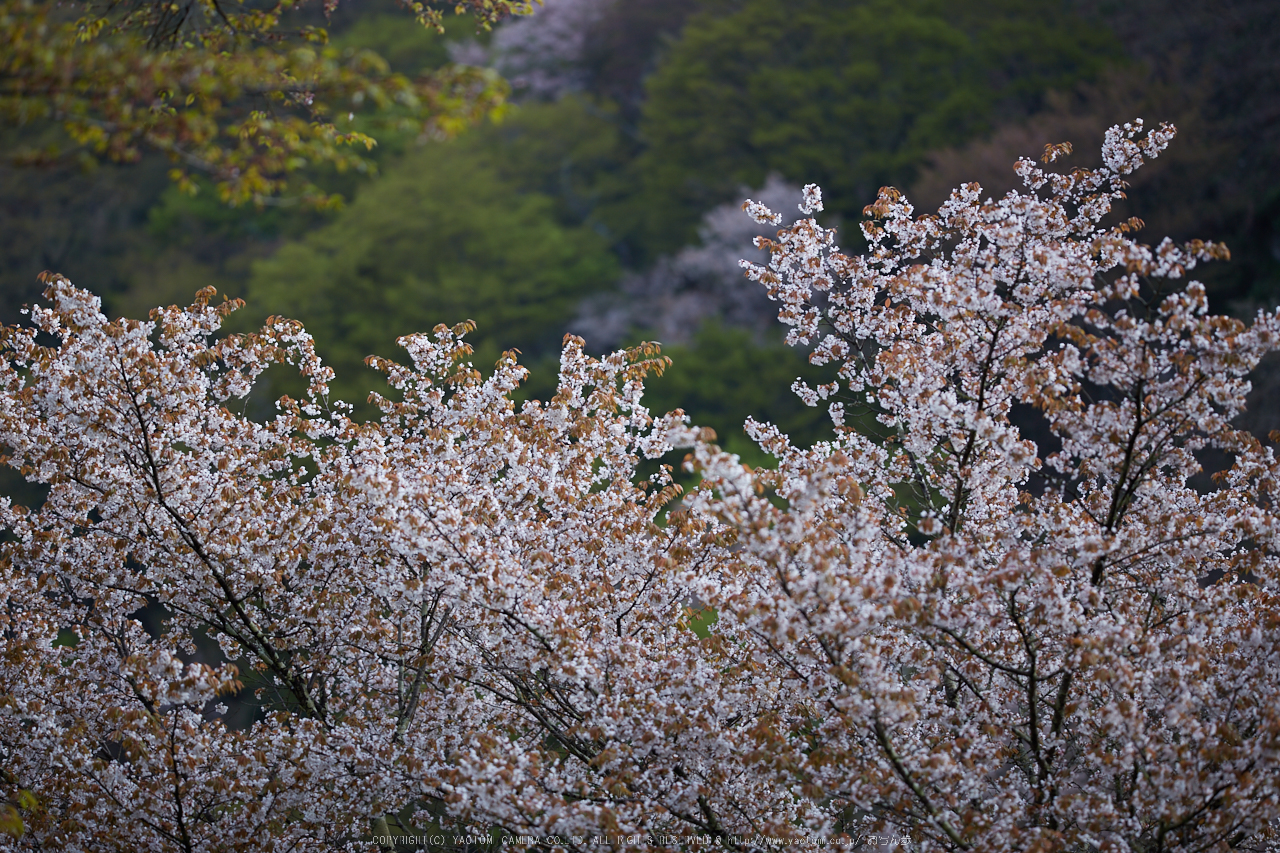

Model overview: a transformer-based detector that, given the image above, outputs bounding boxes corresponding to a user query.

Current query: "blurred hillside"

[2,0,1277,456]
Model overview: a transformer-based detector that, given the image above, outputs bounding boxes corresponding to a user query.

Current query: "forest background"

[2,0,1278,466]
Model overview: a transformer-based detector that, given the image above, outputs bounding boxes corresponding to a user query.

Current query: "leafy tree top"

[635,0,1120,254]
[1,0,531,206]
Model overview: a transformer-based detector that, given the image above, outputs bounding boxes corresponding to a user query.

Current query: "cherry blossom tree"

[710,120,1280,850]
[0,285,745,849]
[1,120,1279,852]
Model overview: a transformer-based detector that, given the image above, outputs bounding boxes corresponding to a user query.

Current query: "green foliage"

[0,772,36,839]
[634,0,1120,254]
[329,12,480,76]
[474,98,638,245]
[244,123,619,410]
[0,142,182,324]
[100,175,307,321]
[642,323,837,467]
[146,181,295,244]
[0,803,23,839]
[1,0,522,207]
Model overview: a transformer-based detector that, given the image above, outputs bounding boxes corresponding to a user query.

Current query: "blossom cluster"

[2,122,1280,852]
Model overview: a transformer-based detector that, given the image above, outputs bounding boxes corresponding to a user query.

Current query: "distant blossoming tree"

[2,121,1280,852]
[573,174,801,348]
[450,0,608,101]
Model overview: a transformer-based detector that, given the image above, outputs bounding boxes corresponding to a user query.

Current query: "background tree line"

[2,0,1277,458]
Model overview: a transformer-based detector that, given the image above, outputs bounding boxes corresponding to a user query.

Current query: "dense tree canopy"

[635,0,1119,253]
[4,123,1280,850]
[4,0,1279,609]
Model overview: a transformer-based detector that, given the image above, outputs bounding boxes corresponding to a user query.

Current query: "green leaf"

[0,803,24,839]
